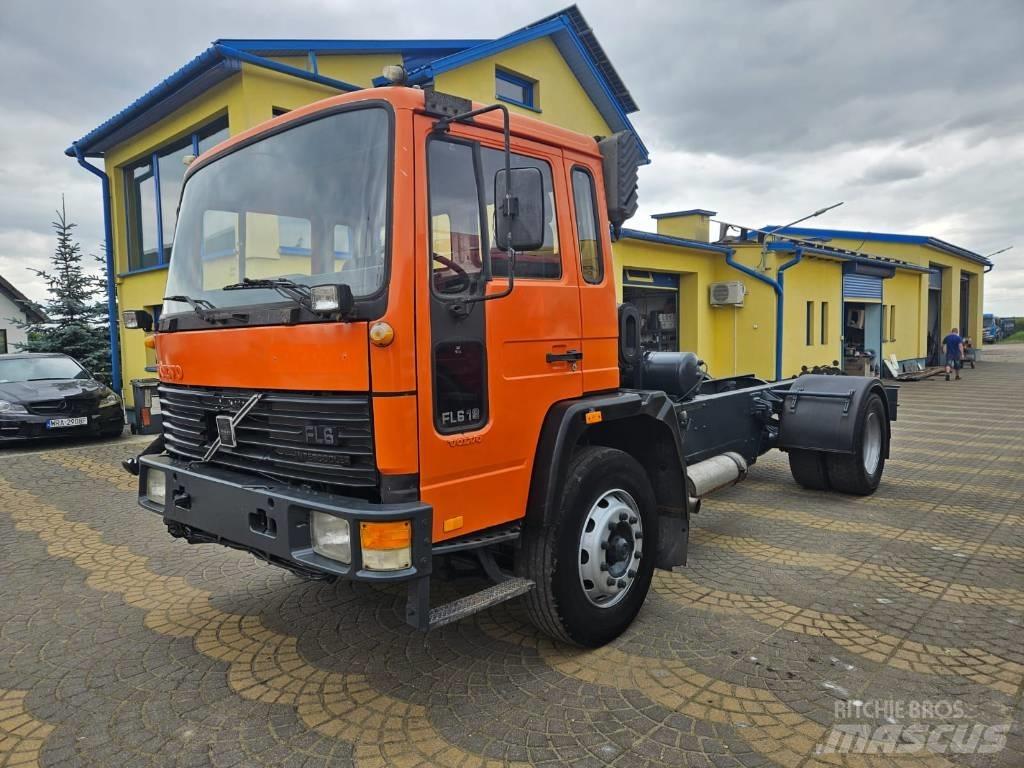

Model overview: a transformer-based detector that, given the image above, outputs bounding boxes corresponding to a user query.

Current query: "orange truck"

[123,83,897,646]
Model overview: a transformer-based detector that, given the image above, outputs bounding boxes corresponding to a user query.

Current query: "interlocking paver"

[1,346,1022,767]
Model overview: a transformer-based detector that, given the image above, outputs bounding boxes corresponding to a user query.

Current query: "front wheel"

[825,392,889,495]
[518,446,658,647]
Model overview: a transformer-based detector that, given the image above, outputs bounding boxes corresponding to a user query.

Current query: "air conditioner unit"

[709,281,745,306]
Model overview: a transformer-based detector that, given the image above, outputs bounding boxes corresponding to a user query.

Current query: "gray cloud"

[1,0,1022,314]
[854,160,927,185]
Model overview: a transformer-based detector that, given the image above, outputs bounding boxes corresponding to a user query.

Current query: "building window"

[571,167,603,284]
[821,301,829,345]
[889,304,896,341]
[0,329,7,355]
[881,305,889,342]
[495,68,537,110]
[806,301,815,345]
[123,116,229,272]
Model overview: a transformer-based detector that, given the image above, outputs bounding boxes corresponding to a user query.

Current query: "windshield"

[0,356,89,383]
[163,107,391,316]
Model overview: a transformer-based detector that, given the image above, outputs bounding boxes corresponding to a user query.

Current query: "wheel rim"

[578,488,643,608]
[863,410,882,475]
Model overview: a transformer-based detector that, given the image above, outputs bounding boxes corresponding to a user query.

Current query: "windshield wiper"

[164,294,218,321]
[221,278,313,311]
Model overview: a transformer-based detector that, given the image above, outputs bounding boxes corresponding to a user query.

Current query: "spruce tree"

[14,198,111,381]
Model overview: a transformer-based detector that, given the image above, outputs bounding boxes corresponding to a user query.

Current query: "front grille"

[158,385,377,490]
[29,398,96,416]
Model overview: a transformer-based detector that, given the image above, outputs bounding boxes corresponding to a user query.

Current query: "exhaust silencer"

[687,452,748,498]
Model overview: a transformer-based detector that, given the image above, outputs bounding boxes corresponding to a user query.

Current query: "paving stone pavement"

[1,346,1022,768]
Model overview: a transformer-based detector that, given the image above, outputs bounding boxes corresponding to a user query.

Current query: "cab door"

[413,115,583,541]
[564,151,620,393]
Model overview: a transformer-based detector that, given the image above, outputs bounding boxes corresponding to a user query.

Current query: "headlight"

[99,392,121,407]
[360,520,412,571]
[145,468,167,504]
[311,512,351,564]
[0,400,28,414]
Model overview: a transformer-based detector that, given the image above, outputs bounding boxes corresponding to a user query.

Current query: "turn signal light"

[360,520,412,571]
[369,321,395,347]
[143,336,156,349]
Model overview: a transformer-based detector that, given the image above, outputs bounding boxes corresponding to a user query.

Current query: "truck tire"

[824,392,888,495]
[788,449,830,490]
[518,446,657,647]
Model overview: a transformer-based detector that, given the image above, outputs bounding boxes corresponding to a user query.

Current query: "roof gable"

[67,6,644,160]
[0,275,48,324]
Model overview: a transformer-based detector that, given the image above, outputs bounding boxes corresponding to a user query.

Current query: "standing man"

[943,327,965,381]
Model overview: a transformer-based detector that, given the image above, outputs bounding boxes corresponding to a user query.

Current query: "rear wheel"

[518,446,657,647]
[788,449,830,490]
[825,393,888,495]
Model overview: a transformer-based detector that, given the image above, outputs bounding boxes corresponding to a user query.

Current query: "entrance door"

[414,115,583,541]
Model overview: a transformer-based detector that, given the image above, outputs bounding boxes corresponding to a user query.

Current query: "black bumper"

[0,407,123,442]
[138,455,432,583]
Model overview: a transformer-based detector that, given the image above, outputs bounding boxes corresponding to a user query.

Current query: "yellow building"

[764,226,990,368]
[612,211,949,381]
[66,5,991,416]
[65,7,644,415]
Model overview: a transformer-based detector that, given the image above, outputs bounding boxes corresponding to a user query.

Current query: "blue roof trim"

[66,46,232,156]
[651,209,717,219]
[763,240,931,274]
[404,14,649,161]
[619,228,733,254]
[765,226,991,266]
[215,38,487,54]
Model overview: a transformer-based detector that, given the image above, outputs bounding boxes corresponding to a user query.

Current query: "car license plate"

[46,417,89,429]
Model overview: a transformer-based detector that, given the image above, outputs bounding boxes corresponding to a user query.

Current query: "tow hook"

[122,457,140,476]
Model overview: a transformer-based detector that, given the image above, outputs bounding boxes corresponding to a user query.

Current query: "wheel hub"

[578,489,643,608]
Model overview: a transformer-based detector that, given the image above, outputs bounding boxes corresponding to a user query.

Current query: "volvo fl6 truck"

[124,85,896,647]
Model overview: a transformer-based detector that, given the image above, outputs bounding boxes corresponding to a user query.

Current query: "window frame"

[495,68,538,111]
[806,300,815,346]
[570,165,604,285]
[122,115,229,274]
[425,134,490,301]
[820,301,829,345]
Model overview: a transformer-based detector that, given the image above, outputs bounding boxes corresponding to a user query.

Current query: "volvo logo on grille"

[215,414,238,448]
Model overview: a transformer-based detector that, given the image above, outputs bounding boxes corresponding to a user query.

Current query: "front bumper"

[138,455,432,582]
[0,406,123,442]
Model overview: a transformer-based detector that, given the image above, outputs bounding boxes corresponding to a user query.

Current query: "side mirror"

[494,166,545,253]
[122,309,154,332]
[598,131,641,237]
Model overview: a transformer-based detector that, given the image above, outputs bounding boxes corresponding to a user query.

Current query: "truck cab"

[128,85,894,647]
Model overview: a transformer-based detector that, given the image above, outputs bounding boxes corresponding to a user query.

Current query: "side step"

[427,577,534,629]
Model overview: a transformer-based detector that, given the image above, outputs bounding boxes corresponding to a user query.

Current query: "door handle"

[546,349,583,363]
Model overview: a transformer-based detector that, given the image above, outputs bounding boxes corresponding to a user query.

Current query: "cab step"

[428,577,534,629]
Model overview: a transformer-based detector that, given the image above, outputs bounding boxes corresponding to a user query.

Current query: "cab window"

[571,167,603,284]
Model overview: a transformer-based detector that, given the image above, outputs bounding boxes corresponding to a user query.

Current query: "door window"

[571,167,603,284]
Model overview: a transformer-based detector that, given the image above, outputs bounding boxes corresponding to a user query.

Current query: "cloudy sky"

[3,0,1022,313]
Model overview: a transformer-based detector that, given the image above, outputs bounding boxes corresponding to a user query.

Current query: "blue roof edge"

[404,14,649,161]
[762,240,931,274]
[766,226,991,266]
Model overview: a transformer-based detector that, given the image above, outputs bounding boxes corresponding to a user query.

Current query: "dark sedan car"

[0,353,124,442]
